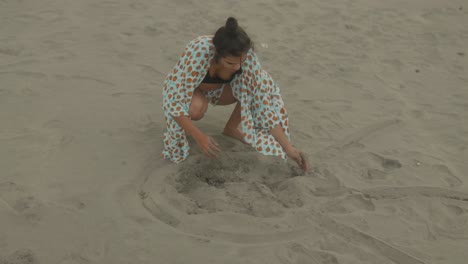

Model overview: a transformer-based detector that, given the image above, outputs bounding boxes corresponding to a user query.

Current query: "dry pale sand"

[1,0,468,263]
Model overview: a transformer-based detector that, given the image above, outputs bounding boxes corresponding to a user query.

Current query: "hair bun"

[225,17,238,33]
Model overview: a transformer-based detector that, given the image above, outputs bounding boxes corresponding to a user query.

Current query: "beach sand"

[1,0,467,263]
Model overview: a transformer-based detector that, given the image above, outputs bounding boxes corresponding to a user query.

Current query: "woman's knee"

[189,89,208,121]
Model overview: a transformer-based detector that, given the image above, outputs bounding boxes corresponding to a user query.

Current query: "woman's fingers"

[289,149,310,173]
[201,137,221,158]
[299,152,310,172]
[209,137,222,153]
[210,137,220,146]
[203,149,216,158]
[296,156,304,170]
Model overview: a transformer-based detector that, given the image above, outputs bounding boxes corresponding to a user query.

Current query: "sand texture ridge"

[1,0,468,263]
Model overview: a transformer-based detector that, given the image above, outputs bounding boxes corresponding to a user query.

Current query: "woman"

[162,17,309,172]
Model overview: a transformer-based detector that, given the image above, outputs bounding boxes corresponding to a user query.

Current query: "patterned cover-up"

[162,36,290,163]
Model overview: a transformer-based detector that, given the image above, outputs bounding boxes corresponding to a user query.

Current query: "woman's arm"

[271,124,310,172]
[173,116,221,158]
[173,115,203,139]
[270,124,294,153]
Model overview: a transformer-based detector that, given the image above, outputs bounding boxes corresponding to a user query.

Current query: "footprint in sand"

[322,193,375,214]
[53,74,115,88]
[57,254,90,264]
[0,46,23,56]
[0,71,47,98]
[288,243,339,264]
[128,2,148,10]
[0,71,46,79]
[356,152,402,181]
[431,164,462,187]
[429,200,468,240]
[144,22,168,37]
[0,249,39,264]
[362,187,468,242]
[0,182,43,224]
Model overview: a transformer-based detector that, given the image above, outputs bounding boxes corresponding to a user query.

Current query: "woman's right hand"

[194,133,221,158]
[285,147,310,173]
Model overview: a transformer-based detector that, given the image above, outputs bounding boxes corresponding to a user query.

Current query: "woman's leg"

[217,84,248,144]
[189,88,208,121]
[222,102,248,144]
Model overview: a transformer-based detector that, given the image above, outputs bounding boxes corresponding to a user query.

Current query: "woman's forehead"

[223,53,247,62]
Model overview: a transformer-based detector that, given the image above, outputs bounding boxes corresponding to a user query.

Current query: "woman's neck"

[209,60,221,76]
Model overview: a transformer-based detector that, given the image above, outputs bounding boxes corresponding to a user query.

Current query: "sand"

[1,0,468,263]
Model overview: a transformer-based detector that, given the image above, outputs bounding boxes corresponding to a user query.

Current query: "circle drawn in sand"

[139,137,347,245]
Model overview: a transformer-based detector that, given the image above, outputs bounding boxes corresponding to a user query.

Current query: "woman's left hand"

[285,147,310,173]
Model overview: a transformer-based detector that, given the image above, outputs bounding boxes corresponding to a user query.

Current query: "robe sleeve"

[244,51,282,131]
[162,37,211,118]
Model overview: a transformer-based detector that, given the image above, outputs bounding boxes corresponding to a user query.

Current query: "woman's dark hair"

[213,17,253,61]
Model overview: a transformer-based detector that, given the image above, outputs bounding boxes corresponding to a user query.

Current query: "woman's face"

[219,53,247,74]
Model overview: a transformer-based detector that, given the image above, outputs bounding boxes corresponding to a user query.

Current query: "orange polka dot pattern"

[162,36,290,162]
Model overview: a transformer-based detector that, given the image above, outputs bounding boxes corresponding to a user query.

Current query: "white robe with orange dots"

[162,36,290,163]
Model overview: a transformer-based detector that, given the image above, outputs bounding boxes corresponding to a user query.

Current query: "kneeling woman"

[162,17,309,171]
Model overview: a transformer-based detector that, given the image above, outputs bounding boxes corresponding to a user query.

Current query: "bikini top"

[201,68,242,84]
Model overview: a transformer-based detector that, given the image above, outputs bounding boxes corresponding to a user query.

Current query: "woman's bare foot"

[222,127,248,144]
